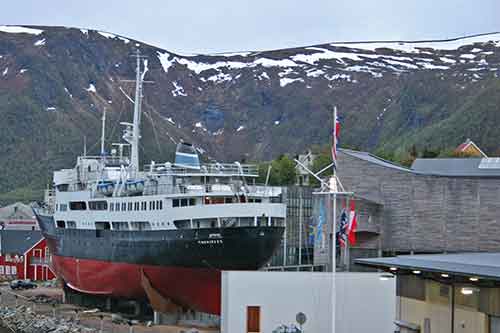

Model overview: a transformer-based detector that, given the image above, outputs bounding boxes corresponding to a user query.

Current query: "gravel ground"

[0,284,218,333]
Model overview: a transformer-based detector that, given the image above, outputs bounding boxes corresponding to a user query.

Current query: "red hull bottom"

[52,255,221,315]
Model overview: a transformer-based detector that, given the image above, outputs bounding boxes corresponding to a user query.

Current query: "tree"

[257,155,297,186]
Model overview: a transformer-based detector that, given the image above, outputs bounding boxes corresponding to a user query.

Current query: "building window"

[33,249,42,257]
[0,266,4,275]
[5,266,10,275]
[11,266,16,276]
[69,201,86,210]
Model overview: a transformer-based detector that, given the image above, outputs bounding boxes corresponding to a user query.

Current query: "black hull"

[36,214,284,270]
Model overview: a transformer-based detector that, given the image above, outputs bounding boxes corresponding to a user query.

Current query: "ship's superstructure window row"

[89,201,108,211]
[173,198,196,207]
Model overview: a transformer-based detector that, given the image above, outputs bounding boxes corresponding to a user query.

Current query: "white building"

[221,271,395,333]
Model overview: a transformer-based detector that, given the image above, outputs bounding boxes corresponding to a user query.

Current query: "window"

[56,220,65,228]
[110,203,114,211]
[121,203,126,211]
[174,220,191,229]
[173,199,179,207]
[95,221,111,230]
[112,222,129,230]
[193,218,218,229]
[181,198,188,207]
[89,201,108,210]
[0,266,4,275]
[33,249,42,257]
[189,198,196,206]
[271,217,284,227]
[127,202,132,211]
[134,202,139,211]
[239,217,254,227]
[66,221,76,228]
[5,266,10,275]
[130,222,152,231]
[152,201,156,210]
[141,202,147,210]
[11,266,16,276]
[59,204,68,212]
[158,200,163,210]
[115,203,120,211]
[225,197,233,204]
[69,201,86,210]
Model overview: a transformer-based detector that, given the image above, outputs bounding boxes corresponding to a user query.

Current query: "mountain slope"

[0,25,500,198]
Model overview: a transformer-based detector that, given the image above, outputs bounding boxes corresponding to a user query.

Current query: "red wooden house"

[0,230,55,281]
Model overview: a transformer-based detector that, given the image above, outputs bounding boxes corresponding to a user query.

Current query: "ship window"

[112,222,129,230]
[193,218,218,229]
[181,198,188,207]
[115,203,120,211]
[239,217,254,227]
[158,201,163,210]
[130,221,152,231]
[66,221,77,229]
[127,202,133,211]
[89,201,108,211]
[59,204,68,212]
[174,220,191,229]
[173,199,179,207]
[56,220,65,228]
[69,201,87,210]
[221,217,238,228]
[95,221,111,230]
[189,198,196,206]
[225,197,233,204]
[271,217,284,227]
[110,204,114,212]
[149,201,152,210]
[134,202,139,211]
[141,202,147,210]
[257,215,268,226]
[121,203,126,211]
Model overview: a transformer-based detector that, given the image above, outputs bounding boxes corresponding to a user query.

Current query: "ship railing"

[141,183,282,197]
[143,162,259,177]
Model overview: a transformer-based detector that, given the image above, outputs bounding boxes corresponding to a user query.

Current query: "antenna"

[83,136,87,156]
[100,108,107,156]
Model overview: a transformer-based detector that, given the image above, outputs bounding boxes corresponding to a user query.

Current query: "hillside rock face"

[0,25,500,193]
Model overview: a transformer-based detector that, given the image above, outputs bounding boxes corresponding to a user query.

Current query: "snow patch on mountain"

[86,84,96,93]
[280,77,304,87]
[171,81,187,97]
[34,39,46,46]
[330,33,500,53]
[0,26,43,35]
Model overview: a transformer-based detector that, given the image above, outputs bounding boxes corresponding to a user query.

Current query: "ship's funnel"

[175,142,200,169]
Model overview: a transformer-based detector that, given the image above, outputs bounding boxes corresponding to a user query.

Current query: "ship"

[34,50,286,315]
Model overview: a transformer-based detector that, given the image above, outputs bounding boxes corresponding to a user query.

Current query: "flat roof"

[412,158,500,177]
[356,252,500,280]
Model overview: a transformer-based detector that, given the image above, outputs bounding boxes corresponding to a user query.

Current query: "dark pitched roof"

[411,158,500,177]
[356,252,500,280]
[340,149,413,173]
[0,230,43,254]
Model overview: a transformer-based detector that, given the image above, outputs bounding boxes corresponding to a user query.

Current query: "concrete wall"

[221,271,395,333]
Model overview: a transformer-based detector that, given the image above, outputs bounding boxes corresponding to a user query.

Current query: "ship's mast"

[131,49,144,172]
[100,108,107,156]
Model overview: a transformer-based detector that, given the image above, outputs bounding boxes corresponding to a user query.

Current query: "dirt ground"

[0,283,219,333]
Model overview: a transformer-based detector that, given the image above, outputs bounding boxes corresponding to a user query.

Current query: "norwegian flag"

[347,200,358,245]
[332,107,340,168]
[338,206,348,247]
